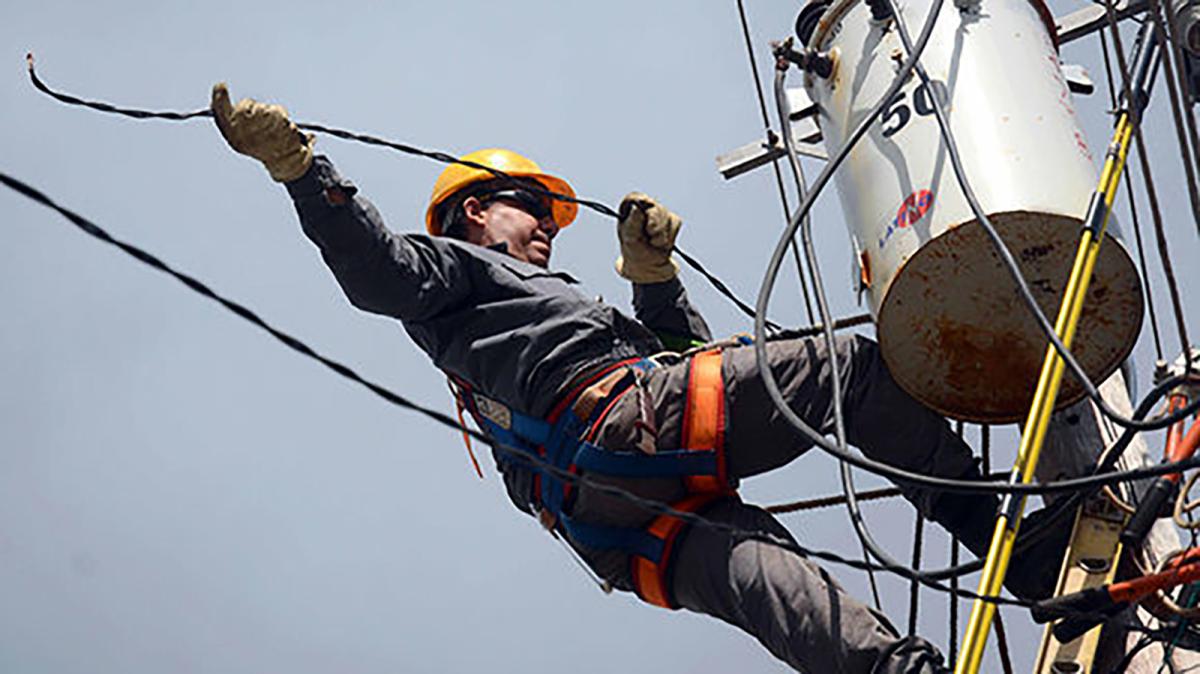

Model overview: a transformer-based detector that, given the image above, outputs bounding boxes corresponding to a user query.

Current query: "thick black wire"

[886,0,1190,429]
[993,609,1015,674]
[27,47,1200,492]
[23,53,783,334]
[755,2,1200,514]
[14,18,1199,600]
[1152,0,1200,235]
[764,0,1198,490]
[733,0,818,326]
[1100,1,1196,377]
[1141,0,1200,366]
[760,10,890,606]
[1144,0,1200,237]
[1099,27,1166,362]
[764,0,1200,590]
[770,52,897,597]
[907,512,925,637]
[0,166,1045,608]
[948,535,959,663]
[759,3,1194,474]
[769,3,1016,586]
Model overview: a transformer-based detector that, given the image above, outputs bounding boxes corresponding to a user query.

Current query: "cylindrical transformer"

[803,0,1144,422]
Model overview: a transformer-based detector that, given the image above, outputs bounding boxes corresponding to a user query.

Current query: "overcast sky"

[3,1,1199,673]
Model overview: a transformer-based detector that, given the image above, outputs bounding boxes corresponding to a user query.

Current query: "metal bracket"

[716,87,825,179]
[1055,0,1147,46]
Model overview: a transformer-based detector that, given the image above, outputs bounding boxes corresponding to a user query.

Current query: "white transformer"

[802,0,1144,422]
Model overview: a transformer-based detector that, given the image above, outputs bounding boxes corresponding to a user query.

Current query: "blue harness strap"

[558,517,666,563]
[573,443,719,478]
[452,354,730,566]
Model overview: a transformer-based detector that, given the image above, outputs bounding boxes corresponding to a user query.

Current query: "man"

[210,83,1063,674]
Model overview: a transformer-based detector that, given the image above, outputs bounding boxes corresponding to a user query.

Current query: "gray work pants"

[569,335,975,673]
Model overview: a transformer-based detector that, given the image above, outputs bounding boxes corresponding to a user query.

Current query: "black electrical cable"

[1152,0,1200,236]
[907,512,925,637]
[761,3,1194,456]
[733,0,818,326]
[992,609,1015,674]
[765,22,891,604]
[1101,0,1196,378]
[1113,634,1157,674]
[12,25,1200,604]
[755,1,1200,516]
[1141,0,1200,368]
[23,53,783,334]
[769,3,1077,587]
[0,166,1048,608]
[17,165,1196,618]
[760,0,1200,502]
[885,0,1187,431]
[1099,27,1166,362]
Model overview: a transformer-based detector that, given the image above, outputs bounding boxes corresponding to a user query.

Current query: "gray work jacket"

[286,156,712,512]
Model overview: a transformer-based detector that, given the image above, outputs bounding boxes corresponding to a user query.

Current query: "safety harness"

[449,348,736,609]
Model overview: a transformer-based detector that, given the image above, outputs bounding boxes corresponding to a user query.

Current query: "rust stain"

[933,318,1042,418]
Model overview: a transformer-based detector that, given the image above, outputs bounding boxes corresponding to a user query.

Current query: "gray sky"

[3,1,1198,672]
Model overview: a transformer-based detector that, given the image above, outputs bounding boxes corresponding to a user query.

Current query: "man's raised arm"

[615,193,711,350]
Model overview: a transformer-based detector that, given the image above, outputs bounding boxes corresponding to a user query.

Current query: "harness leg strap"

[631,493,728,609]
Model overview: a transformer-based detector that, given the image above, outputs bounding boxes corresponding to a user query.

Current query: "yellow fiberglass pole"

[952,112,1133,674]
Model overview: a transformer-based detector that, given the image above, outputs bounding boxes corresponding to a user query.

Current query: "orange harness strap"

[632,493,725,609]
[632,348,734,609]
[681,349,729,493]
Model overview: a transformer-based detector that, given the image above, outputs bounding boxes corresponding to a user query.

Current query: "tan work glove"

[615,192,682,284]
[211,82,315,183]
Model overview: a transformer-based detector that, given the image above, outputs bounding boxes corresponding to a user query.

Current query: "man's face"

[462,189,559,268]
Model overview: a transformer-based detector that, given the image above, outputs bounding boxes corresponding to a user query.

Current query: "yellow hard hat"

[425,148,578,235]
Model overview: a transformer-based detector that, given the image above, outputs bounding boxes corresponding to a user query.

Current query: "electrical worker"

[210,83,1067,674]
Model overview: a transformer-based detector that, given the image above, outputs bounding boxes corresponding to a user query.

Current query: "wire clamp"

[771,38,836,79]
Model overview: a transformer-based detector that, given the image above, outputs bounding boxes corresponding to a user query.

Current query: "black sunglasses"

[478,188,554,222]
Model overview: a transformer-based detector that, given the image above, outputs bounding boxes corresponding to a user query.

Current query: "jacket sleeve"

[285,156,472,321]
[632,277,712,351]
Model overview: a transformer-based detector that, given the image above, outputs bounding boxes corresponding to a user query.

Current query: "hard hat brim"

[425,169,578,235]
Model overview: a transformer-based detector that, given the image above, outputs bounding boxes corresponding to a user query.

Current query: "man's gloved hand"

[210,82,315,183]
[615,192,682,284]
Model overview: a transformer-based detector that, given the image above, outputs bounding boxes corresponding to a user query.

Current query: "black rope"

[23,53,783,333]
